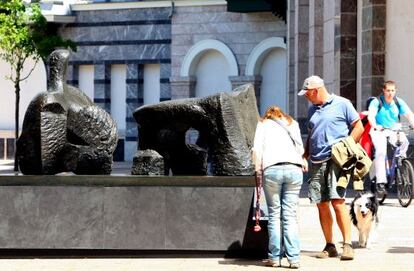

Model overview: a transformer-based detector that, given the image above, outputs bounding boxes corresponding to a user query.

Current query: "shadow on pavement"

[387,247,414,254]
[218,259,263,267]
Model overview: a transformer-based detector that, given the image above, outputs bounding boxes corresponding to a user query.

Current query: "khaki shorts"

[308,160,344,203]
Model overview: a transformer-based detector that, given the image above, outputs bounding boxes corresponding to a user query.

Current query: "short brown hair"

[383,80,396,89]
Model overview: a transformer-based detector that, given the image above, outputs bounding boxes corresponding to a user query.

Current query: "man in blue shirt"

[368,80,414,193]
[299,75,364,261]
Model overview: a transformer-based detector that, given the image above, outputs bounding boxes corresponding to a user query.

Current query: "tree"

[0,0,76,171]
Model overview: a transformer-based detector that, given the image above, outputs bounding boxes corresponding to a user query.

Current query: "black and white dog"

[350,192,379,248]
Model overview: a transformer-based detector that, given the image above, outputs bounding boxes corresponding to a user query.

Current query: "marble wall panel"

[0,179,262,251]
[65,25,171,43]
[165,187,252,250]
[0,187,104,248]
[340,80,356,103]
[160,63,171,79]
[93,83,107,99]
[172,5,226,14]
[340,13,357,36]
[363,0,385,4]
[103,187,166,249]
[362,29,386,52]
[342,0,357,12]
[160,83,171,100]
[126,84,139,99]
[69,44,170,62]
[173,12,242,24]
[340,36,357,57]
[361,76,383,97]
[362,5,386,31]
[94,64,106,80]
[74,8,171,23]
[126,103,141,119]
[126,64,138,80]
[0,138,3,159]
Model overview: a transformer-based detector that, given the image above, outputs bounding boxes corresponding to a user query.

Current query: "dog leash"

[254,169,263,232]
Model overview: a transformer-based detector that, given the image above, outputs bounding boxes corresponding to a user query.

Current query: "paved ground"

[0,160,413,270]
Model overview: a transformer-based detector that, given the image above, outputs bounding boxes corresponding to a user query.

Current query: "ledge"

[0,175,254,187]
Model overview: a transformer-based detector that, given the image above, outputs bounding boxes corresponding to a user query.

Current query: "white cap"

[298,75,324,96]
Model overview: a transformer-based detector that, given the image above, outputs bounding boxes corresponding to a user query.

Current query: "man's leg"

[315,201,338,258]
[316,201,333,243]
[370,130,388,185]
[389,131,409,157]
[309,162,338,259]
[331,199,351,244]
[332,198,353,260]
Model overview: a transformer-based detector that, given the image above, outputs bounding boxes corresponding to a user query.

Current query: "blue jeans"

[263,164,303,264]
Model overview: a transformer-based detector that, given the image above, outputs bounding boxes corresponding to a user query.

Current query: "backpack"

[366,95,402,121]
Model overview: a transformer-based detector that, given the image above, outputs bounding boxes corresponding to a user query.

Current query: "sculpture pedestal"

[0,175,267,256]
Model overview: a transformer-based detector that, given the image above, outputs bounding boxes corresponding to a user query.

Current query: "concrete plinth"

[0,175,266,254]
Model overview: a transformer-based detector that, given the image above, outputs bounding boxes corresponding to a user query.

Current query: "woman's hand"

[302,157,308,172]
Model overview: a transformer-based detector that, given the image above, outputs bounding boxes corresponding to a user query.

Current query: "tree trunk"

[13,67,21,172]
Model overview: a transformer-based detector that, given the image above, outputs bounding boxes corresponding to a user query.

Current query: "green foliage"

[0,0,76,81]
[0,0,77,171]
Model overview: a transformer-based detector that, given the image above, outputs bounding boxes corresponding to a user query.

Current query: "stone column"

[309,0,324,76]
[293,0,309,126]
[361,0,386,99]
[287,0,296,116]
[338,0,357,106]
[170,76,196,99]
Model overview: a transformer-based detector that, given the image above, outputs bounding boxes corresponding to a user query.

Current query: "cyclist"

[367,80,414,193]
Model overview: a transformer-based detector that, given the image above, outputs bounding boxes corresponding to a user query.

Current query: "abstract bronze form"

[133,84,259,176]
[131,149,165,175]
[16,49,118,175]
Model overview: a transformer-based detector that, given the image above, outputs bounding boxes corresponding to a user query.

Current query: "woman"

[252,106,307,269]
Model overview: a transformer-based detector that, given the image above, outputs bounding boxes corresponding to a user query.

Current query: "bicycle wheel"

[396,159,414,207]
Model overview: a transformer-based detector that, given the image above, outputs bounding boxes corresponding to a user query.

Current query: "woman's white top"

[252,118,304,171]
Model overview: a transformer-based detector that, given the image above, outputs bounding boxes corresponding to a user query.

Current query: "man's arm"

[367,99,381,130]
[403,111,414,127]
[350,119,364,143]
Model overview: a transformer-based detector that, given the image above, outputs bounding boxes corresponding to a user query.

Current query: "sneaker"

[376,183,386,194]
[316,243,338,259]
[289,262,300,269]
[340,243,354,260]
[263,259,281,267]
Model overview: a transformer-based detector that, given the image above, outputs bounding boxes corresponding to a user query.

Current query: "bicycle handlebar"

[373,125,414,132]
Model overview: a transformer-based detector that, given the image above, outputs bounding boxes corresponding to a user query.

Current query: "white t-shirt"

[252,118,304,171]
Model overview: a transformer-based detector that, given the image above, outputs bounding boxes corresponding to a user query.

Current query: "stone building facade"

[1,0,413,161]
[53,0,287,161]
[289,0,389,128]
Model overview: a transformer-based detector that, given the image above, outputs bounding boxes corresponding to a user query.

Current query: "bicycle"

[370,125,414,207]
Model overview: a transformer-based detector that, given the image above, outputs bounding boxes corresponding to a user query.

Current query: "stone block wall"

[170,5,286,98]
